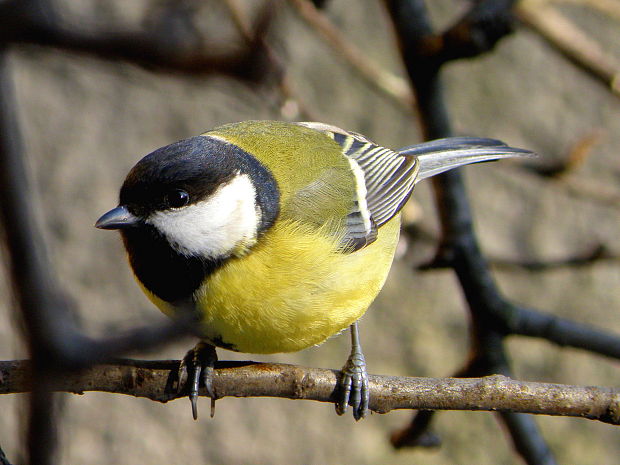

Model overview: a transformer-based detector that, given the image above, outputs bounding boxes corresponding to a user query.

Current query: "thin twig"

[415,233,620,272]
[517,0,620,97]
[489,244,619,271]
[2,360,619,424]
[288,0,415,111]
[531,130,604,177]
[223,0,320,120]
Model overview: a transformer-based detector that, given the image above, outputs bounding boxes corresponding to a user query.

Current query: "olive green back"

[206,120,356,229]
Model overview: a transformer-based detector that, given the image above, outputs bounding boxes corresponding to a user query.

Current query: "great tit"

[95,120,533,420]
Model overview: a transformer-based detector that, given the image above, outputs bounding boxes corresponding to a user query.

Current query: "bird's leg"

[335,321,370,420]
[178,341,218,420]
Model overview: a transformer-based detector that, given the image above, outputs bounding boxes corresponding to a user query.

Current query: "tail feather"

[398,137,535,183]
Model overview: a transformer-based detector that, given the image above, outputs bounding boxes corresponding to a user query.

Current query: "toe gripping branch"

[336,322,370,421]
[178,342,218,420]
[179,325,370,421]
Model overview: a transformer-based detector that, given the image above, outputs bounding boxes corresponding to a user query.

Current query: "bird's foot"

[178,342,218,420]
[335,343,369,421]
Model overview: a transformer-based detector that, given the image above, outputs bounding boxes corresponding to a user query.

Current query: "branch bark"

[2,359,619,424]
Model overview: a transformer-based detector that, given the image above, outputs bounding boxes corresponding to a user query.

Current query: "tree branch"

[0,0,274,81]
[288,0,415,111]
[488,244,619,271]
[517,0,620,98]
[2,360,619,424]
[509,305,620,358]
[0,443,13,465]
[383,1,563,462]
[0,20,192,463]
[499,411,559,465]
[390,409,441,449]
[223,0,320,121]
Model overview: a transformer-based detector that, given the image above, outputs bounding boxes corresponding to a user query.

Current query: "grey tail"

[398,137,535,183]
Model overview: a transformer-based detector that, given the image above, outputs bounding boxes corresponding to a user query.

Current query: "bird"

[95,120,533,420]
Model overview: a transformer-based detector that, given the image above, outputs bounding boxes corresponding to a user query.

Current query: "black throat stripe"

[120,136,280,304]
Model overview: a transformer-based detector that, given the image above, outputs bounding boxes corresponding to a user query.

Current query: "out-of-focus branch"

[415,232,619,272]
[525,130,620,209]
[558,0,620,21]
[384,0,620,456]
[436,0,517,63]
[489,243,619,271]
[517,0,620,98]
[288,0,415,111]
[530,130,604,178]
[223,0,319,121]
[560,177,620,208]
[0,445,12,465]
[0,43,65,465]
[2,360,619,424]
[384,1,561,463]
[390,409,440,449]
[411,229,620,357]
[310,0,330,8]
[509,305,620,357]
[500,411,558,465]
[0,0,274,81]
[0,10,202,460]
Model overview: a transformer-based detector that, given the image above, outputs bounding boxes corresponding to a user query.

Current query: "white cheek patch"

[147,174,260,259]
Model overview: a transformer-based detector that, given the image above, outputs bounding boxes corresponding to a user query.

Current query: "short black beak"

[95,205,141,230]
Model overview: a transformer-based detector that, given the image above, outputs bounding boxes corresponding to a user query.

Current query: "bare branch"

[0,443,13,465]
[0,44,66,465]
[288,0,415,111]
[383,1,562,461]
[223,0,320,121]
[2,360,619,424]
[500,412,558,465]
[437,0,518,62]
[509,305,620,359]
[0,0,273,80]
[517,0,620,98]
[489,244,619,271]
[390,410,441,449]
[0,45,192,368]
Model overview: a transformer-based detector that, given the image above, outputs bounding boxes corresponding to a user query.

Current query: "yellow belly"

[199,216,401,353]
[144,217,400,354]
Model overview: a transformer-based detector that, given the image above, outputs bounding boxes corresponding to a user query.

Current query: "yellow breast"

[187,216,401,354]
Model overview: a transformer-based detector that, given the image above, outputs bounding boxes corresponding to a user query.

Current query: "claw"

[336,371,352,415]
[178,342,218,420]
[335,322,370,420]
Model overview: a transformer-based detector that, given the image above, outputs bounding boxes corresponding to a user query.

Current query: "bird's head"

[95,136,279,260]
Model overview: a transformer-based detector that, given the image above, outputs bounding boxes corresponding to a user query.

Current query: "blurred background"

[1,0,620,463]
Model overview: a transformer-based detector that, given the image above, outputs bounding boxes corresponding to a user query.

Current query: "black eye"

[166,189,190,208]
